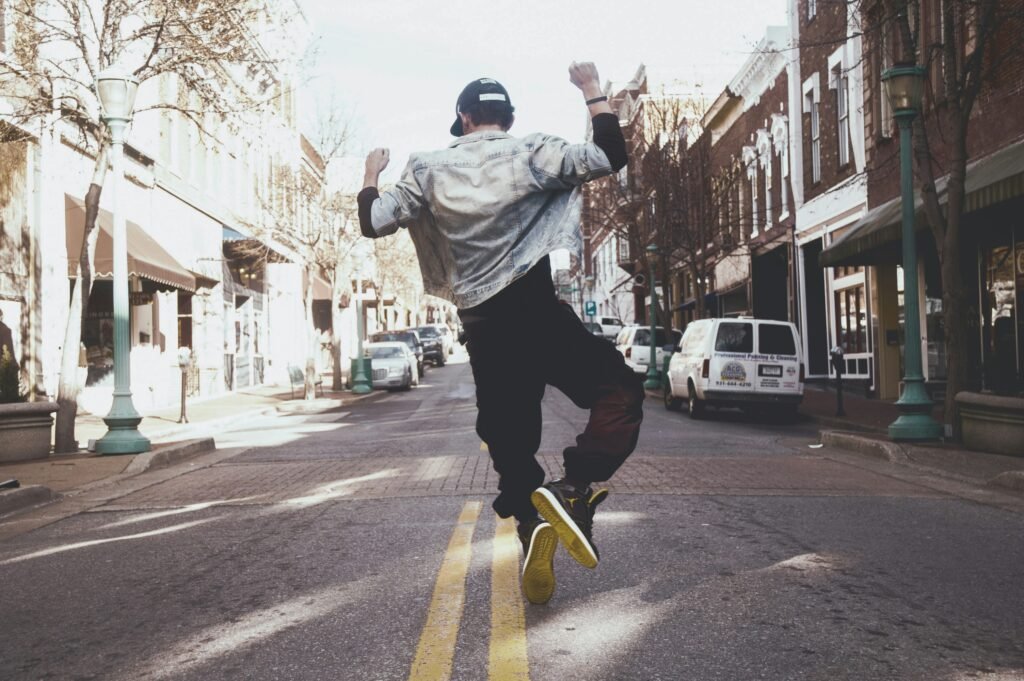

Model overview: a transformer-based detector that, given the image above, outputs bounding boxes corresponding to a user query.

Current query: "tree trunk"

[54,148,107,453]
[330,264,346,391]
[303,267,316,400]
[940,232,968,436]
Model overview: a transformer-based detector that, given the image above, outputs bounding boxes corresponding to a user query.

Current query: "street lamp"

[93,65,150,455]
[351,274,372,394]
[644,243,660,390]
[882,64,942,442]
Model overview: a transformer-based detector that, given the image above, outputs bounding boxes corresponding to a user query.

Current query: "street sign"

[584,301,596,316]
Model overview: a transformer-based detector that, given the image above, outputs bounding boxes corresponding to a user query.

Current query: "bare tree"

[587,93,753,328]
[243,102,359,399]
[0,0,299,450]
[371,227,424,331]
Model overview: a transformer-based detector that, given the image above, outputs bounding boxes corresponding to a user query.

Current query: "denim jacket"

[364,130,615,309]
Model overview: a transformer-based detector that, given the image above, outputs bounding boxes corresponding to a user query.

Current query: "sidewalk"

[0,383,382,517]
[800,382,1024,492]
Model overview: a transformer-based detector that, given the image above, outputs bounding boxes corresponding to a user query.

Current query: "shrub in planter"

[1,347,58,462]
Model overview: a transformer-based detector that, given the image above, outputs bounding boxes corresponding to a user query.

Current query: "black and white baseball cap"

[450,78,514,136]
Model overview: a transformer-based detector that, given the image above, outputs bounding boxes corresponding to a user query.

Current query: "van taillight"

[625,347,631,359]
[701,358,710,379]
[799,363,805,382]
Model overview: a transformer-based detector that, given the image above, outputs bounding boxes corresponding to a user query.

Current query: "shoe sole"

[522,523,558,604]
[531,487,599,569]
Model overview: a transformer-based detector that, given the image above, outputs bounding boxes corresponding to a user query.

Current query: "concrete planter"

[0,402,58,462]
[956,391,1024,457]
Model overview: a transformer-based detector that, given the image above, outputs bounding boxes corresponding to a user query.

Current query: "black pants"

[460,258,645,523]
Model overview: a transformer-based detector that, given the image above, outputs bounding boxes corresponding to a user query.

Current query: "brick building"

[689,26,795,328]
[821,0,1024,400]
[786,0,874,388]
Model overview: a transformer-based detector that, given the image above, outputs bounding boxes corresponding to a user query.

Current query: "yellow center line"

[489,517,530,681]
[408,501,482,681]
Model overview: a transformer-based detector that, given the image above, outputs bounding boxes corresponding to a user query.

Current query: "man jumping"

[358,62,644,604]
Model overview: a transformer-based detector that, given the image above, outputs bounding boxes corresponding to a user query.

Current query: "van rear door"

[708,321,757,394]
[753,322,802,396]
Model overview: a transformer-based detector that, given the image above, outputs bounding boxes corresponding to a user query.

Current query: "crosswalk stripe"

[489,518,530,680]
[408,501,482,681]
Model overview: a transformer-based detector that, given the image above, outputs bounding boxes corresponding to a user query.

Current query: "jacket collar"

[448,130,512,148]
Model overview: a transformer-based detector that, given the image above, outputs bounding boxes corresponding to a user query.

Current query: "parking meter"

[177,347,193,423]
[830,346,846,416]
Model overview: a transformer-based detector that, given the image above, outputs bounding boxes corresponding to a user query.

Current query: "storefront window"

[834,285,867,354]
[83,281,115,386]
[981,225,1022,395]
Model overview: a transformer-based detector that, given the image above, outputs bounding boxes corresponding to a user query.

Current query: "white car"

[615,324,681,376]
[595,316,625,340]
[664,318,804,419]
[365,341,418,390]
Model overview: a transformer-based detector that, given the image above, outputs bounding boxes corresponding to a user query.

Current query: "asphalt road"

[2,347,1023,681]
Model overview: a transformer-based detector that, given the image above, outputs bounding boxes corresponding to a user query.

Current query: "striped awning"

[821,138,1024,267]
[65,195,196,292]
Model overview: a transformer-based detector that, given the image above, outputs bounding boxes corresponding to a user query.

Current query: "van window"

[759,324,797,356]
[602,317,623,326]
[715,322,753,353]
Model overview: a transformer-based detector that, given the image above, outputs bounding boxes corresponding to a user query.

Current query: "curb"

[989,470,1024,492]
[819,430,908,463]
[122,438,217,476]
[0,485,55,518]
[276,398,347,414]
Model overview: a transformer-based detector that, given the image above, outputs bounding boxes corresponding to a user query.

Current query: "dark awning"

[821,138,1024,267]
[65,195,196,292]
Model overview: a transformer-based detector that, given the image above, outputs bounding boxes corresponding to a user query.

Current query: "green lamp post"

[644,243,661,390]
[93,66,150,455]
[351,275,372,394]
[883,64,942,441]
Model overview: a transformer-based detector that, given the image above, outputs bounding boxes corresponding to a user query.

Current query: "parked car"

[664,317,804,419]
[365,341,418,390]
[415,325,446,366]
[595,316,625,340]
[434,324,455,356]
[615,324,682,376]
[582,321,604,336]
[370,329,425,377]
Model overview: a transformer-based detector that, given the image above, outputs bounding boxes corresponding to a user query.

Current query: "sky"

[300,0,788,191]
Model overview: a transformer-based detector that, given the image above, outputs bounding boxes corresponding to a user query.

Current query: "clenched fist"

[569,61,601,94]
[365,148,390,176]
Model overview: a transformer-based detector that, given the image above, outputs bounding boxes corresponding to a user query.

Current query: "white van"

[664,318,804,419]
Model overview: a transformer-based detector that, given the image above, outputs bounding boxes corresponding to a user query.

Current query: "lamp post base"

[351,357,373,394]
[95,402,150,455]
[888,413,943,441]
[643,366,661,390]
[888,381,942,441]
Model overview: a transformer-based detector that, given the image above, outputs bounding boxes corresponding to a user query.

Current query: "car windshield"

[633,328,671,346]
[715,322,754,353]
[417,327,439,338]
[759,324,797,356]
[369,346,405,359]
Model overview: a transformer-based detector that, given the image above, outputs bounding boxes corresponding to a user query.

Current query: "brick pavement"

[99,452,943,511]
